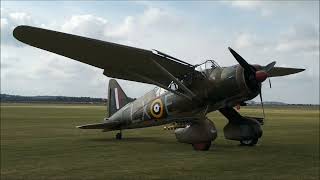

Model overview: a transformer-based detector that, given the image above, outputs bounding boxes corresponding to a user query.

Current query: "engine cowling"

[174,118,217,150]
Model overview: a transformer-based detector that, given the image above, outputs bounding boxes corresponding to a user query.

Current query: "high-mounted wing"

[13,25,196,87]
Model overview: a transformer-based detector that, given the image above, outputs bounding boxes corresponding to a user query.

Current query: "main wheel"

[116,132,122,140]
[192,142,211,151]
[240,138,258,146]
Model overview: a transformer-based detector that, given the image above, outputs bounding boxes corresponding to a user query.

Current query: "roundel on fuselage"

[150,99,164,119]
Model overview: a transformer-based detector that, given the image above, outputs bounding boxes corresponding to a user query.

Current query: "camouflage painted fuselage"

[107,65,259,130]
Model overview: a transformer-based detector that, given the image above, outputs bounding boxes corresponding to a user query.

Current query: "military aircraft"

[13,25,305,150]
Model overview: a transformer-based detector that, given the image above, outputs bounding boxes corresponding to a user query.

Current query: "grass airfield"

[1,103,319,180]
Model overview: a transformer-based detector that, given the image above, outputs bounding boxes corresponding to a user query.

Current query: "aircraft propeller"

[268,78,272,88]
[228,47,276,121]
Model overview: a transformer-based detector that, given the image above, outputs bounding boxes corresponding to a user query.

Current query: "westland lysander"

[13,26,304,150]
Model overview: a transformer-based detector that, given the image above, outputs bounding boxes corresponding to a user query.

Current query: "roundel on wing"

[150,99,164,119]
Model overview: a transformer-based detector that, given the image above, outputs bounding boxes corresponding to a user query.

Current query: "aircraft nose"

[255,71,268,82]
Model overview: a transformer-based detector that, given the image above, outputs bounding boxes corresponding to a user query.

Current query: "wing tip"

[13,25,31,41]
[13,25,22,39]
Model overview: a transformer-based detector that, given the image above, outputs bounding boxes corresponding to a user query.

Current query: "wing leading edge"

[13,25,196,86]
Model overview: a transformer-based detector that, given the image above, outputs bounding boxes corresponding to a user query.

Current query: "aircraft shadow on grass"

[83,136,264,152]
[85,136,174,144]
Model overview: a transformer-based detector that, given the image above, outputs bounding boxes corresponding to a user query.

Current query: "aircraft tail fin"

[108,79,133,117]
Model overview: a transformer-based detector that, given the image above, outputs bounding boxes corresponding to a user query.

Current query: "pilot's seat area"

[195,60,220,77]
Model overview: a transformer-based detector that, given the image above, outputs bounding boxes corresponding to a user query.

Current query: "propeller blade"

[259,89,266,120]
[263,61,276,73]
[228,47,256,73]
[268,78,272,88]
[268,67,305,77]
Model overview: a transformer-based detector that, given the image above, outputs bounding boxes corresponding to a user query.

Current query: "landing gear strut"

[116,131,122,140]
[240,138,258,146]
[220,107,263,147]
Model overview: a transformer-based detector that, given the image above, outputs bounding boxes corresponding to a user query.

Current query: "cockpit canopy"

[195,60,220,72]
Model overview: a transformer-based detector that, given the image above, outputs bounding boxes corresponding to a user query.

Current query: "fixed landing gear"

[240,138,258,146]
[116,131,122,140]
[223,119,262,147]
[192,142,212,151]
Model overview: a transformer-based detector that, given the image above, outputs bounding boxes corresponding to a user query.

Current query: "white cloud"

[1,3,319,104]
[223,0,273,16]
[106,16,134,40]
[139,7,168,26]
[224,1,319,18]
[1,18,8,28]
[234,33,256,49]
[61,14,109,39]
[1,9,35,46]
[230,1,263,9]
[231,24,319,57]
[275,40,318,53]
[9,12,31,21]
[275,24,319,53]
[1,44,106,97]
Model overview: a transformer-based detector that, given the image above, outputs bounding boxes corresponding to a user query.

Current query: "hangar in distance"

[13,25,305,150]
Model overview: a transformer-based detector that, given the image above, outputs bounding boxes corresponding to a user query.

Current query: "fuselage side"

[107,65,260,130]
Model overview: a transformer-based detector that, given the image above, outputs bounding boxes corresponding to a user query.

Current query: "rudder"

[108,79,133,117]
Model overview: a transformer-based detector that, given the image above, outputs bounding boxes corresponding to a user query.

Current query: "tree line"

[0,94,107,104]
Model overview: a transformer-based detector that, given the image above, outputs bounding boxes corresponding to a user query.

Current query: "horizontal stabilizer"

[77,121,120,129]
[268,67,305,77]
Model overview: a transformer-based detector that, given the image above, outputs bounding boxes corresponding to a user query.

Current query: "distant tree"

[0,94,107,104]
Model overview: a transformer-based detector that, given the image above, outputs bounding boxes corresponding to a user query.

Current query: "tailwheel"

[116,131,122,140]
[192,142,211,151]
[240,138,258,146]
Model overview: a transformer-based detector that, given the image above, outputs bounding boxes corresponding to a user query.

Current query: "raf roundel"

[150,99,164,119]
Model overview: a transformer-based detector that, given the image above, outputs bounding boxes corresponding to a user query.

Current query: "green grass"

[1,104,319,180]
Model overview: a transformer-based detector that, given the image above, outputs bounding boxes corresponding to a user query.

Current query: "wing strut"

[130,71,193,100]
[150,57,197,100]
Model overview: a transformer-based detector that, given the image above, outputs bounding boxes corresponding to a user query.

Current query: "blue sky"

[1,1,319,104]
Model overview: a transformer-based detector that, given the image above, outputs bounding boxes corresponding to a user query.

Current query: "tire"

[240,138,258,146]
[192,142,211,151]
[116,132,122,140]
